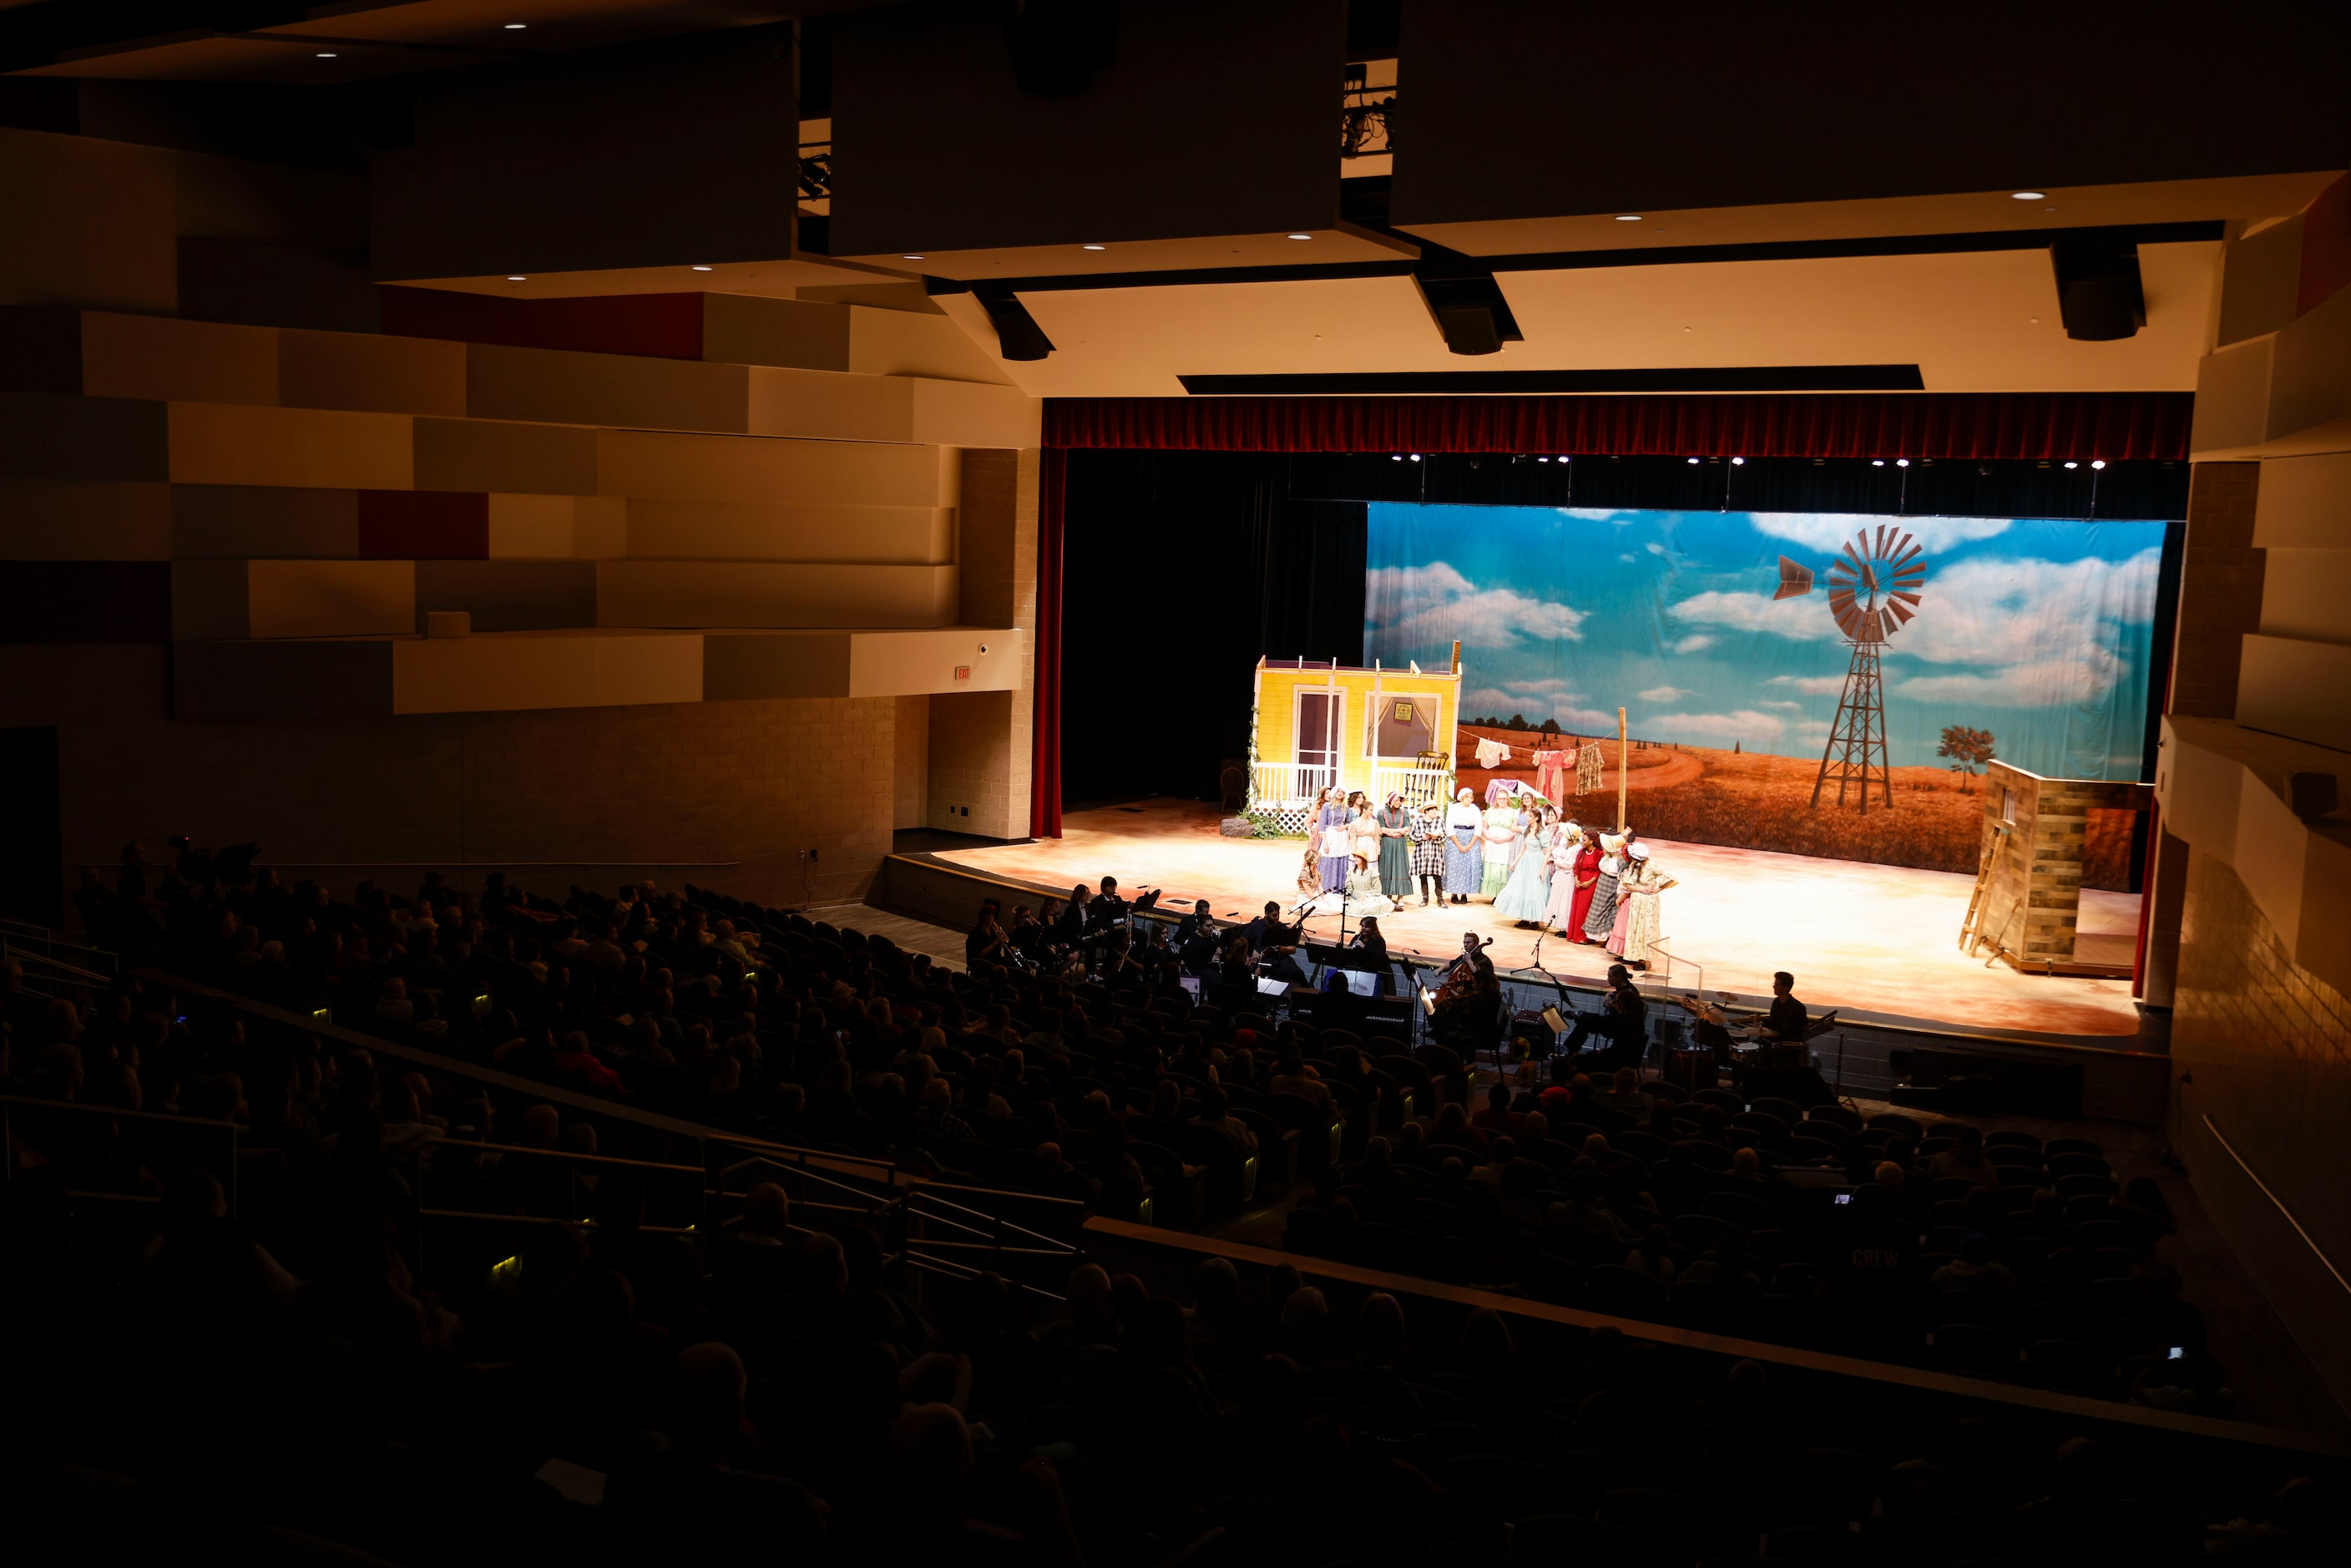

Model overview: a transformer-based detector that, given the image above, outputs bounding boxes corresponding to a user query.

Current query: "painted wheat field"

[1456,725,2135,889]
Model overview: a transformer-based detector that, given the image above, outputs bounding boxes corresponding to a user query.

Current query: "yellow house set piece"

[1247,647,1464,834]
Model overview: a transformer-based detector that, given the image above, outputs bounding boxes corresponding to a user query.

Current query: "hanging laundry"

[1474,737,1510,769]
[1534,748,1569,809]
[1576,742,1605,794]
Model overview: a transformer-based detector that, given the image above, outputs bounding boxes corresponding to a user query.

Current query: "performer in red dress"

[1565,833,1602,939]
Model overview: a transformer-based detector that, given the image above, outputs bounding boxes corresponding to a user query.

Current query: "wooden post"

[1616,706,1628,832]
[1450,639,1461,675]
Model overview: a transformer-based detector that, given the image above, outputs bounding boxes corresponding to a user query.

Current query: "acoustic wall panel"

[167,403,412,490]
[172,484,360,559]
[595,561,958,629]
[594,429,954,507]
[413,417,600,496]
[390,631,702,715]
[487,494,629,559]
[624,499,954,564]
[0,481,172,560]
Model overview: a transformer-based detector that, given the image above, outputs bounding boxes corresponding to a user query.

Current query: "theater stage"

[921,798,2145,1043]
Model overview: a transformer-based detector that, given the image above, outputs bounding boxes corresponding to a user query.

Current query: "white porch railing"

[1247,761,1453,833]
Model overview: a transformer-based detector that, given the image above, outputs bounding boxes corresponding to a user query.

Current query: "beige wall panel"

[2258,549,2351,644]
[2237,633,2351,751]
[910,379,1041,449]
[168,402,414,489]
[414,417,599,495]
[893,691,930,830]
[170,558,250,642]
[414,559,599,631]
[2217,216,2306,348]
[2264,281,2351,449]
[2191,336,2275,458]
[846,306,1017,386]
[701,631,853,701]
[0,480,171,559]
[2252,451,2351,547]
[624,498,954,563]
[467,343,750,432]
[487,493,629,558]
[847,626,1021,695]
[391,631,700,714]
[173,483,359,558]
[745,367,917,442]
[81,312,276,406]
[596,560,958,629]
[702,294,852,372]
[595,428,950,507]
[281,330,467,416]
[0,129,178,314]
[245,559,415,639]
[928,688,1015,837]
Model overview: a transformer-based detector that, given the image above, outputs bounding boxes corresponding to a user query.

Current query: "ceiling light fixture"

[2012,190,2045,200]
[2091,459,2106,470]
[1391,454,1403,462]
[1287,232,1312,240]
[1686,457,1699,465]
[1731,456,1745,465]
[2064,460,2080,469]
[1408,453,1422,462]
[1897,458,1910,467]
[1082,244,1106,250]
[1872,458,1885,467]
[507,275,526,281]
[902,254,923,260]
[690,265,712,271]
[1615,214,1642,222]
[506,22,527,28]
[1536,456,1550,463]
[316,52,336,58]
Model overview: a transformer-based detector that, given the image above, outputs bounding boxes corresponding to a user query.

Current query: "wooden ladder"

[1958,826,2004,953]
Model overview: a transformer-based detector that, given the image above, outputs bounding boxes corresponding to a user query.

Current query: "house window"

[1367,695,1435,758]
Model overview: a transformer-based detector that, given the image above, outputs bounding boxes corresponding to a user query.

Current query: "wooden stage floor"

[928,798,2145,1042]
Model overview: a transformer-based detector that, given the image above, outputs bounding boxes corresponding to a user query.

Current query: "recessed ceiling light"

[316,52,337,58]
[507,275,526,281]
[1897,458,1910,467]
[690,265,712,271]
[1615,214,1642,222]
[1686,457,1699,465]
[1536,456,1550,463]
[1731,457,1745,466]
[1082,244,1106,250]
[1872,459,1885,467]
[1287,232,1312,240]
[1391,454,1403,462]
[1408,453,1421,462]
[2012,190,2045,200]
[505,22,527,28]
[902,254,923,260]
[2091,459,2106,470]
[2064,460,2079,469]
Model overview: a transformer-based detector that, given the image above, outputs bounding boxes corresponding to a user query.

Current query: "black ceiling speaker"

[2050,231,2146,341]
[1005,0,1116,96]
[1413,244,1524,357]
[975,286,1054,360]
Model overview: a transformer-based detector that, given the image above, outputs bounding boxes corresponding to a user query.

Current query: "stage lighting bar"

[1410,243,1524,357]
[973,286,1054,361]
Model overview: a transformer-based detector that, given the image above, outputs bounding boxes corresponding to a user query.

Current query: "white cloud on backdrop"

[1649,709,1791,741]
[1767,674,1848,695]
[1758,699,1804,711]
[1745,513,2013,551]
[1671,634,1716,654]
[1368,562,1589,648]
[1639,685,1692,702]
[1670,590,1833,640]
[1645,541,1668,555]
[1464,677,1618,731]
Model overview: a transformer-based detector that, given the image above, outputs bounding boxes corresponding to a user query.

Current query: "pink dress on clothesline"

[1533,749,1569,809]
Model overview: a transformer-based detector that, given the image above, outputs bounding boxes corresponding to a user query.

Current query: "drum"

[1664,1046,1717,1090]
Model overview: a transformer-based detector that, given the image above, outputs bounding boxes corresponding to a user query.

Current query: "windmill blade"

[1873,524,1889,559]
[1892,531,1914,559]
[1772,555,1815,599]
[1891,544,1925,571]
[1888,599,1917,626]
[1891,590,1923,608]
[1841,542,1868,575]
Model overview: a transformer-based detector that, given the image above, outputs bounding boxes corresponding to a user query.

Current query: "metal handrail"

[425,1136,701,1174]
[3,1093,242,1216]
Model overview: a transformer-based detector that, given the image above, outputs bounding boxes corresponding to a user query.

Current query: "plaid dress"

[1410,814,1447,878]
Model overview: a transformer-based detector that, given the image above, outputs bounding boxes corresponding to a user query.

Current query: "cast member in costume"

[1611,842,1676,967]
[1543,820,1585,931]
[1377,792,1414,899]
[1343,852,1395,918]
[1479,792,1522,898]
[1582,831,1625,943]
[1605,831,1643,954]
[1410,800,1447,905]
[1348,794,1382,869]
[1314,787,1352,893]
[1563,825,1601,938]
[1441,788,1484,905]
[1494,801,1556,925]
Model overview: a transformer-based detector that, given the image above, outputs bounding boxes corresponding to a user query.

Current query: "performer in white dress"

[1543,821,1585,932]
[1610,842,1677,967]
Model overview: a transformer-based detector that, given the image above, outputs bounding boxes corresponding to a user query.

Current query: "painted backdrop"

[1363,503,2166,877]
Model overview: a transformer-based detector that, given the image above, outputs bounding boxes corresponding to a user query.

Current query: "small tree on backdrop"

[1508,713,1528,731]
[1938,725,1995,789]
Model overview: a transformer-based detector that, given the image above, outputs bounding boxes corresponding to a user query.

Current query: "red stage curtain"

[1043,391,2194,461]
[1030,448,1067,839]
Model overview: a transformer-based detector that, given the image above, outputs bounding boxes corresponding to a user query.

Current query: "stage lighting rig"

[1411,242,1523,357]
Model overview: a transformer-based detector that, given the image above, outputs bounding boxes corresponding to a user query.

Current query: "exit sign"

[953,665,970,680]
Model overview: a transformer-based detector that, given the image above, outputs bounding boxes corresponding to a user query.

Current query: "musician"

[1176,898,1221,969]
[1756,971,1810,1040]
[1562,963,1647,1068]
[1349,915,1390,975]
[1092,875,1131,927]
[1240,901,1307,984]
[965,901,1009,969]
[1430,948,1503,1052]
[1217,934,1257,989]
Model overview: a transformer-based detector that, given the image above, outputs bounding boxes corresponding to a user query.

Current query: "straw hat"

[1629,843,1651,862]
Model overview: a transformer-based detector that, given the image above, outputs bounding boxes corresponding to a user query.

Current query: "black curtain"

[1058,448,2186,808]
[1060,451,1366,807]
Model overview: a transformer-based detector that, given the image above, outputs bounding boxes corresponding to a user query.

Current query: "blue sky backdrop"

[1365,503,2165,778]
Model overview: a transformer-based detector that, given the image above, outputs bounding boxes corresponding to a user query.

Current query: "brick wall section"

[0,644,897,913]
[893,691,928,829]
[2172,844,2351,1409]
[2167,462,2264,721]
[1977,763,2140,962]
[929,448,1037,838]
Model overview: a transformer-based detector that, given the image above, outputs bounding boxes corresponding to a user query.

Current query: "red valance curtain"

[1043,391,2193,461]
[1030,449,1067,839]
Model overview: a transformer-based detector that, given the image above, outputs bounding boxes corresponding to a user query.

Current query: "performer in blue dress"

[1314,786,1351,892]
[1494,799,1557,925]
[1440,787,1484,905]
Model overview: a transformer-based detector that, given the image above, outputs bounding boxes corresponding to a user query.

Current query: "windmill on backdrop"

[1773,525,1929,812]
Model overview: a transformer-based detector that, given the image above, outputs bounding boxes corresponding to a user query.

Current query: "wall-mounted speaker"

[2050,231,2146,341]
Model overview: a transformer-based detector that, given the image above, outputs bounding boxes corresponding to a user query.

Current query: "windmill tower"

[1773,525,1929,813]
